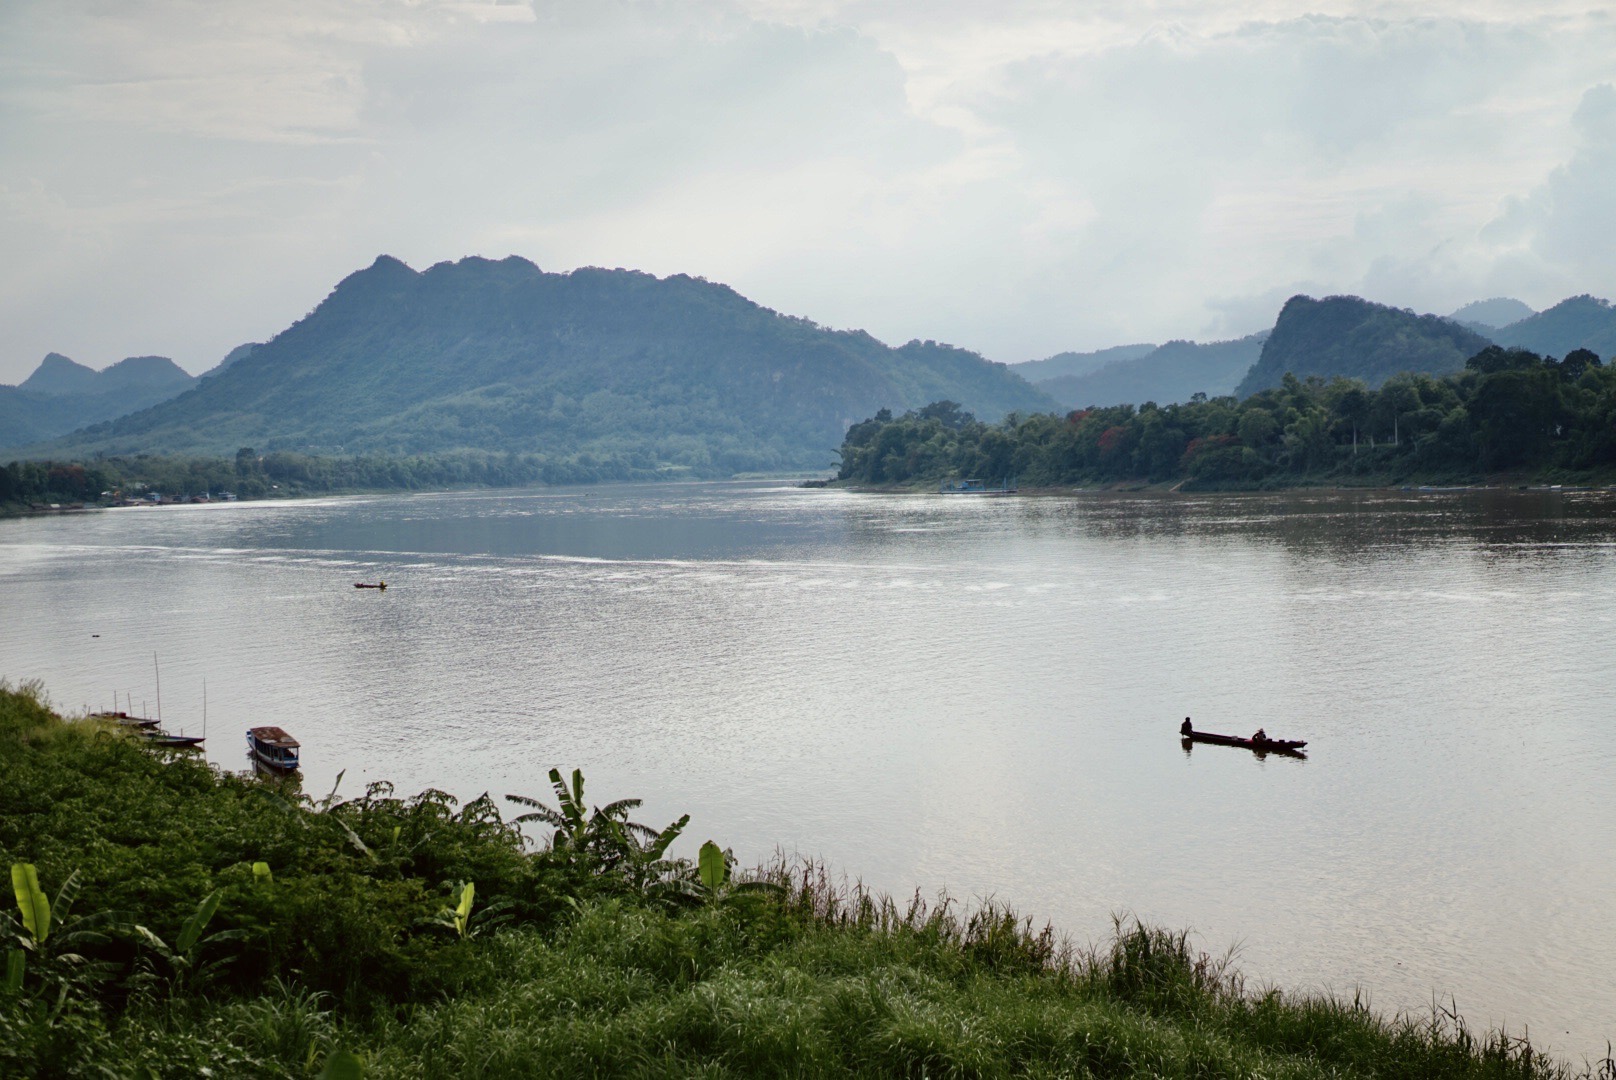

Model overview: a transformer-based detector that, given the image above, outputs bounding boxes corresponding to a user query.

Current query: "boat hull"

[1182,731,1306,756]
[140,732,205,748]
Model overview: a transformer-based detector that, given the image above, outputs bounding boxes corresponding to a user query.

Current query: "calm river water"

[2,482,1613,1060]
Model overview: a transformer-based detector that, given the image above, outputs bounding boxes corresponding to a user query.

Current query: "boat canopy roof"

[249,726,300,748]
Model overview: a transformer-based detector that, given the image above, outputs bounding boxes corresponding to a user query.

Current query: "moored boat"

[139,730,205,748]
[354,581,387,590]
[247,726,301,771]
[88,710,162,729]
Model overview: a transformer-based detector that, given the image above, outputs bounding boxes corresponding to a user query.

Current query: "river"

[2,482,1612,1061]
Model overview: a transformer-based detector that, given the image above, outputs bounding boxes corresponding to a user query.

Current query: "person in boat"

[1180,717,1193,736]
[1252,727,1267,743]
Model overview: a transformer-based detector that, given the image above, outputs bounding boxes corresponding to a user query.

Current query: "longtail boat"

[1180,726,1306,757]
[353,581,387,590]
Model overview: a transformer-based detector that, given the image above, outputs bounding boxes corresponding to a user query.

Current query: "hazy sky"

[2,0,1613,383]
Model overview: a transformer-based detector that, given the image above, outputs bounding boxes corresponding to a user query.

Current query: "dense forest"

[3,682,1596,1077]
[836,346,1616,489]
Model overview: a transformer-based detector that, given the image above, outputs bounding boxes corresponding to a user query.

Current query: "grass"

[2,680,1610,1078]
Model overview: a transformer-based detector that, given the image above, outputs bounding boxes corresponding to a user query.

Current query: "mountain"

[35,256,1056,470]
[1237,295,1493,396]
[1488,295,1616,360]
[205,343,262,377]
[18,353,100,396]
[1010,344,1157,384]
[1448,297,1535,330]
[1038,333,1268,410]
[19,353,194,398]
[1,353,197,451]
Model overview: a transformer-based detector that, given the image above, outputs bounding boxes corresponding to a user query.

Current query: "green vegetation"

[1491,295,1616,359]
[836,346,1616,490]
[1037,334,1267,411]
[0,446,685,516]
[0,355,196,452]
[1237,296,1495,396]
[31,256,1053,471]
[3,681,1607,1077]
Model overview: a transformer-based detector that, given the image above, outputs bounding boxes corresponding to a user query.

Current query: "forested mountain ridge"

[1010,343,1156,383]
[0,353,196,450]
[1038,332,1268,409]
[1237,295,1493,396]
[34,256,1055,473]
[1449,297,1535,330]
[1489,295,1616,359]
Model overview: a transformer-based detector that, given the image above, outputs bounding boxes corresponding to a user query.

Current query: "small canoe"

[1182,730,1307,756]
[353,582,387,590]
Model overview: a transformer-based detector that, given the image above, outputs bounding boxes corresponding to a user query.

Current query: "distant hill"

[204,343,262,377]
[1039,333,1268,409]
[1449,297,1535,330]
[1237,295,1493,396]
[1011,344,1157,384]
[1489,295,1616,360]
[1,353,196,451]
[34,256,1055,471]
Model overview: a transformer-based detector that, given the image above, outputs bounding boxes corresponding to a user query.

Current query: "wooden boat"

[247,726,301,771]
[138,730,205,748]
[88,710,161,729]
[353,581,387,590]
[1181,728,1307,756]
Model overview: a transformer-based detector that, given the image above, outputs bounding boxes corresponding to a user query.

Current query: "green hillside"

[36,256,1054,474]
[1010,343,1156,383]
[1490,295,1616,359]
[1238,295,1492,396]
[0,353,196,450]
[1449,297,1535,330]
[1040,333,1267,409]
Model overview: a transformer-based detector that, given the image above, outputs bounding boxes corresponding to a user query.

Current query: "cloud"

[1477,83,1616,296]
[1,1,1614,382]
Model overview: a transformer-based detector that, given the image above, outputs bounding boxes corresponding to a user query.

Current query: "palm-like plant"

[129,888,248,997]
[506,769,690,894]
[4,864,117,1008]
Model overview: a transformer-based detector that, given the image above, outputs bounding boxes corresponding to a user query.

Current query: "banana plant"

[4,864,114,1004]
[506,768,690,892]
[131,888,247,996]
[6,863,48,994]
[425,880,512,940]
[689,841,783,905]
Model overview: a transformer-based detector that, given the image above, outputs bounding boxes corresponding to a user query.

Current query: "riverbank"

[3,681,1606,1078]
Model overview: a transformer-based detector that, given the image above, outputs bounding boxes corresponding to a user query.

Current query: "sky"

[1,0,1614,383]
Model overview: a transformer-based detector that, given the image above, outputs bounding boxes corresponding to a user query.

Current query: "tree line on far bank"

[836,346,1616,489]
[0,447,683,512]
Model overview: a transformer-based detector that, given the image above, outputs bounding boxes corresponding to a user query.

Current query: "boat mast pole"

[154,653,162,725]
